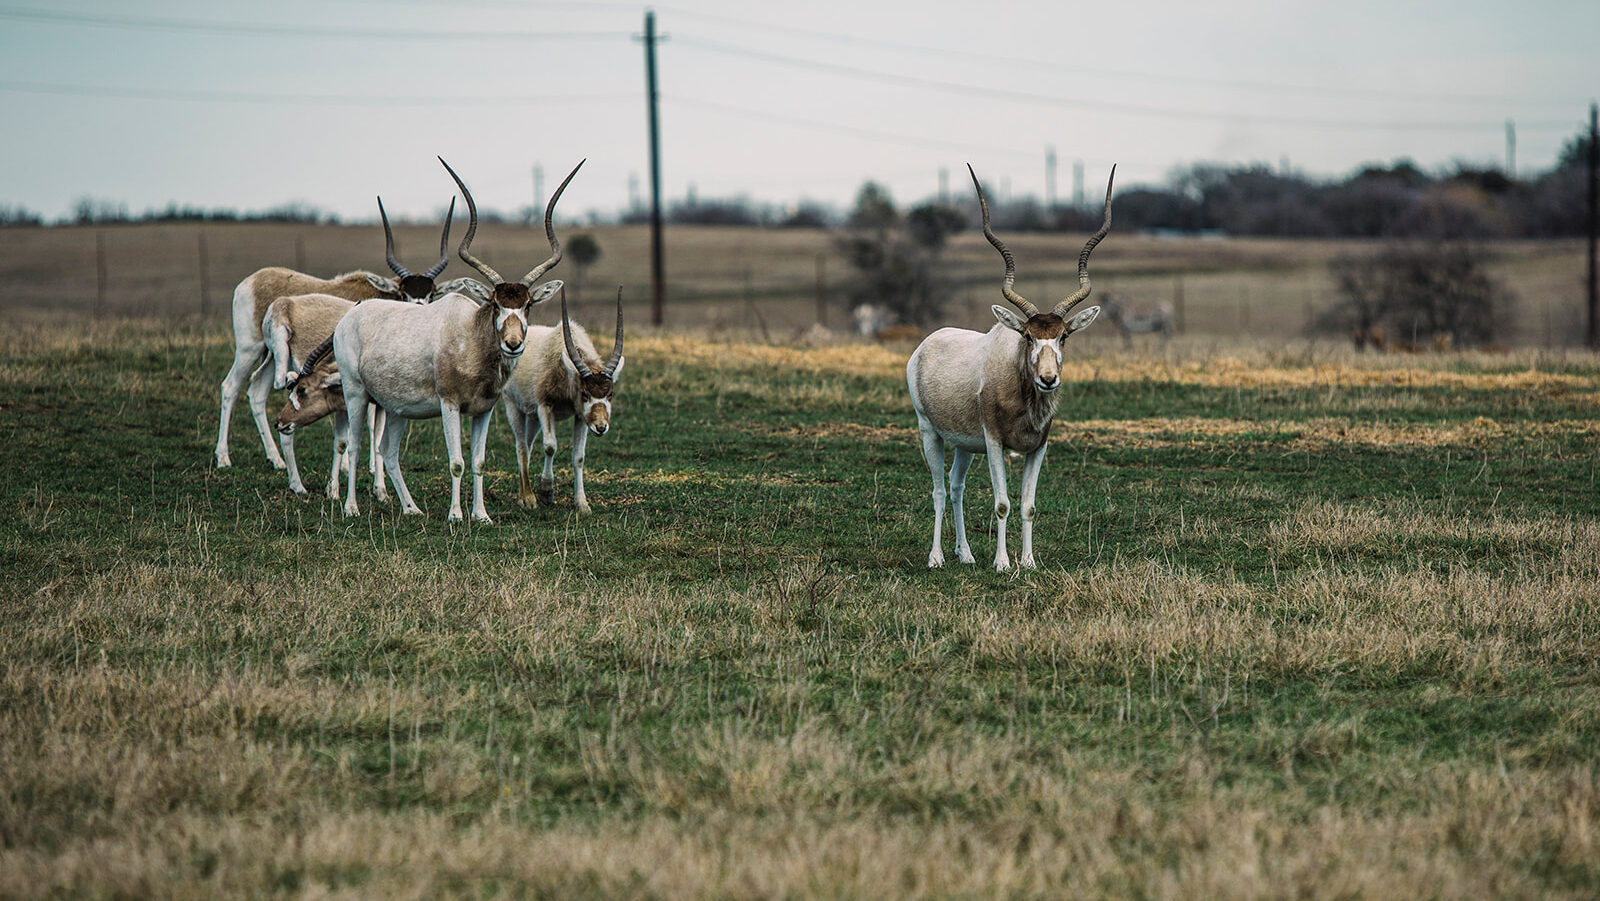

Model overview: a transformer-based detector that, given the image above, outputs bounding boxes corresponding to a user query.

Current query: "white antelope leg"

[341,389,368,517]
[1017,444,1048,570]
[369,406,390,502]
[468,410,494,523]
[216,346,266,468]
[948,448,977,564]
[916,412,947,568]
[982,426,1013,572]
[537,403,558,505]
[326,411,349,499]
[505,401,536,509]
[279,431,307,495]
[245,359,287,470]
[571,418,591,514]
[441,401,468,522]
[379,414,421,515]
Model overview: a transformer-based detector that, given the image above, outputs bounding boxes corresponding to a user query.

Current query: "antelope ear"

[365,274,401,297]
[1066,305,1101,336]
[609,355,625,382]
[321,372,343,389]
[436,277,492,303]
[528,280,563,305]
[992,305,1026,333]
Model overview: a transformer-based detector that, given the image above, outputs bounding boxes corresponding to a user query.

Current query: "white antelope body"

[907,164,1113,571]
[333,157,580,522]
[502,289,625,513]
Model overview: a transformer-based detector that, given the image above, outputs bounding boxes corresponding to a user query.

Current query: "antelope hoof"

[216,454,232,469]
[472,512,494,524]
[518,494,538,510]
[994,556,1011,573]
[956,547,976,564]
[343,501,360,517]
[1019,554,1037,570]
[928,552,945,568]
[537,486,554,506]
[402,504,424,517]
[289,484,308,497]
[576,502,592,515]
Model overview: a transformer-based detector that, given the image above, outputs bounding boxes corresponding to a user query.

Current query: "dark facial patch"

[580,373,614,399]
[493,283,532,308]
[1024,313,1066,340]
[399,274,435,299]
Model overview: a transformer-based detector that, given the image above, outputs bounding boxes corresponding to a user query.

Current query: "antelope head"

[561,286,625,437]
[439,156,581,359]
[276,337,341,434]
[969,163,1114,392]
[374,195,464,302]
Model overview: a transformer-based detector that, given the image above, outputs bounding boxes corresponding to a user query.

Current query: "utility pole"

[1587,102,1597,349]
[1072,159,1084,210]
[638,10,666,327]
[938,167,949,205]
[532,164,544,216]
[1045,146,1058,210]
[1505,119,1516,179]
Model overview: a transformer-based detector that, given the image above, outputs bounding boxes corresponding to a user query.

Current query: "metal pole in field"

[639,10,666,327]
[198,231,211,318]
[1505,119,1516,179]
[95,231,107,316]
[1587,101,1597,349]
[815,253,827,327]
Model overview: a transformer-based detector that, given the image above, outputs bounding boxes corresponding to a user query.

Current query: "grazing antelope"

[502,288,625,513]
[214,201,482,470]
[906,164,1113,571]
[1099,293,1173,349]
[261,292,358,496]
[333,157,580,522]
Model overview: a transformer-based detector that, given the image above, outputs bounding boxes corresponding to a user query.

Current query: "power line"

[674,37,1577,133]
[666,95,1034,160]
[0,79,635,108]
[657,6,1581,109]
[0,7,626,41]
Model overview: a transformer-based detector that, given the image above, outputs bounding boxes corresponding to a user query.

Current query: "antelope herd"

[214,156,1120,569]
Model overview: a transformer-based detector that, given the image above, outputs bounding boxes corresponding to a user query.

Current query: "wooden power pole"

[1588,102,1598,349]
[640,10,666,327]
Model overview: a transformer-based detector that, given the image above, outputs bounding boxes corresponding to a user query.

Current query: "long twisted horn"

[560,287,593,378]
[520,159,585,287]
[968,164,1037,317]
[377,196,411,278]
[437,156,505,286]
[1054,165,1116,317]
[291,335,335,385]
[603,286,624,376]
[422,197,455,279]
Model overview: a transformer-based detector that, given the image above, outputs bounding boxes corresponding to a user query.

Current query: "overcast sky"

[1,0,1596,222]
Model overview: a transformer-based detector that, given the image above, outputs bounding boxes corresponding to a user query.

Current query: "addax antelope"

[502,287,625,513]
[332,157,580,522]
[906,164,1114,571]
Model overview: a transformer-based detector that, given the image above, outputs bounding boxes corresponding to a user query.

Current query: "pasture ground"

[2,311,1599,898]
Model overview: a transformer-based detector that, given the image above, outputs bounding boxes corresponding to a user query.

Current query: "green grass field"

[3,316,1600,898]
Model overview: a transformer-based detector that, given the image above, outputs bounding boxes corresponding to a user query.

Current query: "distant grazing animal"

[1099,293,1173,348]
[502,288,625,513]
[906,163,1112,571]
[214,201,484,470]
[852,303,923,343]
[332,156,580,522]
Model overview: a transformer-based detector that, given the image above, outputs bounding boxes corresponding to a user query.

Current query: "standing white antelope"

[501,287,625,513]
[332,157,580,522]
[214,201,481,470]
[906,163,1114,571]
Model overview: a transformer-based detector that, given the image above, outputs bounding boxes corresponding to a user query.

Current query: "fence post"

[96,231,107,316]
[815,253,827,328]
[1173,276,1186,335]
[198,231,211,319]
